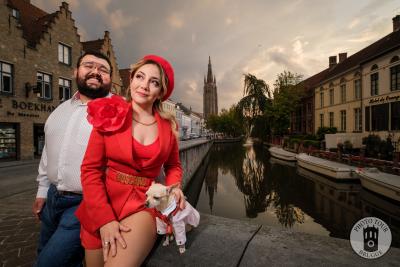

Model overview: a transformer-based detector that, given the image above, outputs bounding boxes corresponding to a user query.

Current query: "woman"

[75,55,185,267]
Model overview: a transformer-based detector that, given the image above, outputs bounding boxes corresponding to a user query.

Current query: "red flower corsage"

[87,95,130,132]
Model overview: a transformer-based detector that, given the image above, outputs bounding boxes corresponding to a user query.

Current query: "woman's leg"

[85,249,103,267]
[105,211,156,267]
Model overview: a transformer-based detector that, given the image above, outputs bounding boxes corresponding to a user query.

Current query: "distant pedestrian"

[32,51,113,267]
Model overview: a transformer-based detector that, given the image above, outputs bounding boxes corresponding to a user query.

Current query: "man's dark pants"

[35,184,84,267]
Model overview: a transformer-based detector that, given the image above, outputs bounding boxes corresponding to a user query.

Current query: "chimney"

[338,53,347,63]
[393,15,400,32]
[329,56,337,68]
[61,2,69,10]
[104,31,110,39]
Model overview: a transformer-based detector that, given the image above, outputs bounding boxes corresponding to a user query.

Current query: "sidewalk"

[0,159,40,169]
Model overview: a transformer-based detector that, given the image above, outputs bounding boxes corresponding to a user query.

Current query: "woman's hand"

[172,187,186,209]
[99,220,131,262]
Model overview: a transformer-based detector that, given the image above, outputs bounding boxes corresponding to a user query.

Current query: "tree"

[270,71,304,135]
[205,105,244,137]
[237,73,272,137]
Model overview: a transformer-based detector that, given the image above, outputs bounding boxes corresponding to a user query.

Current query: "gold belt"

[107,169,152,187]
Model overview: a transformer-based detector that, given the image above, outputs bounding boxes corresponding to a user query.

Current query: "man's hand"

[32,198,46,221]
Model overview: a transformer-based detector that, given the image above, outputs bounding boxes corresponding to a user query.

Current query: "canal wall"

[179,139,213,188]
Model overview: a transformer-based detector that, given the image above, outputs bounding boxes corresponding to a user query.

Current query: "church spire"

[207,56,213,83]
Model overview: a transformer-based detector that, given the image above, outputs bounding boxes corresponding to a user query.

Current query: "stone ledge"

[145,213,400,266]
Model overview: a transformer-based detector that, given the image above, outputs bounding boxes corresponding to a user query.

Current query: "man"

[32,51,113,267]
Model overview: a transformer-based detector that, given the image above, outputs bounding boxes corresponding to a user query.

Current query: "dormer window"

[12,9,20,19]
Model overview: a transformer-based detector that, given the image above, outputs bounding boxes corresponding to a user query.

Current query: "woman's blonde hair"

[127,59,178,138]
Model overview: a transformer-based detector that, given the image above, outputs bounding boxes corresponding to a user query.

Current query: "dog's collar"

[160,199,177,216]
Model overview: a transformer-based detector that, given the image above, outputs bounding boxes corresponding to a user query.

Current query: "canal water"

[185,139,400,248]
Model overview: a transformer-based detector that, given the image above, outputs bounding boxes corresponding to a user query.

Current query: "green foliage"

[237,73,272,137]
[362,134,381,158]
[362,135,394,160]
[236,71,305,139]
[303,140,321,149]
[316,127,337,140]
[343,140,353,152]
[269,71,304,135]
[205,104,245,137]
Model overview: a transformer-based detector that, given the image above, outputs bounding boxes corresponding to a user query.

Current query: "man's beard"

[76,73,111,99]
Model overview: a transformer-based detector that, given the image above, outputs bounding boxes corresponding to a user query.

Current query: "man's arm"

[32,145,50,220]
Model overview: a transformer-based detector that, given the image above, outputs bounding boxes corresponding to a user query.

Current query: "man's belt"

[107,168,152,187]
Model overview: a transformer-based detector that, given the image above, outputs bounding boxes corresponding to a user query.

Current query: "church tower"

[203,56,218,120]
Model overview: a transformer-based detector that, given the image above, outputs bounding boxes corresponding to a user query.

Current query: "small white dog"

[145,182,200,254]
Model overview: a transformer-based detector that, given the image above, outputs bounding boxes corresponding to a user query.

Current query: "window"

[58,43,71,65]
[354,108,362,132]
[0,62,12,94]
[320,92,324,108]
[340,84,346,103]
[320,113,324,128]
[391,64,400,91]
[354,79,361,100]
[329,88,334,105]
[340,110,346,132]
[371,72,379,95]
[365,106,370,131]
[329,112,334,128]
[37,72,52,100]
[390,56,399,64]
[371,103,389,131]
[11,9,19,19]
[391,101,400,131]
[59,78,71,101]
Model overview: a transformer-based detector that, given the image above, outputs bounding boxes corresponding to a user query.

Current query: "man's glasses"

[80,62,111,76]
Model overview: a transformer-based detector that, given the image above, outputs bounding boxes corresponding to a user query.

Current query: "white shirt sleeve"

[36,144,50,198]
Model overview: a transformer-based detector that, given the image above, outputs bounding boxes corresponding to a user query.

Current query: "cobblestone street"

[0,189,39,267]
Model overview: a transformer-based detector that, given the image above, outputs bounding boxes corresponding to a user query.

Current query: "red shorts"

[80,208,156,249]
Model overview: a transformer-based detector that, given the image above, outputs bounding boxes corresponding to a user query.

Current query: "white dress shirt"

[36,93,97,198]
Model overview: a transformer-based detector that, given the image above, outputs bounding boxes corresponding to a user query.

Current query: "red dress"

[76,106,182,249]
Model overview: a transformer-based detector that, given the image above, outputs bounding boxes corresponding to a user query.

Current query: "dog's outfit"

[75,96,182,249]
[155,200,200,245]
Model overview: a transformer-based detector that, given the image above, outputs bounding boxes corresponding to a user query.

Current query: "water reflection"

[191,140,399,247]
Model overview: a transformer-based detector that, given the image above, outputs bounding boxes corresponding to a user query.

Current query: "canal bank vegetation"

[206,104,245,137]
[236,71,304,141]
[205,71,306,141]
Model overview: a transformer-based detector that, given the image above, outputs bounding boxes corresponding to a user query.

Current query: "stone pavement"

[0,189,39,267]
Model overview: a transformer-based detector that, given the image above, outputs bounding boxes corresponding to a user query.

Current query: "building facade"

[314,15,400,146]
[291,69,328,135]
[203,56,218,120]
[0,0,82,160]
[190,112,201,136]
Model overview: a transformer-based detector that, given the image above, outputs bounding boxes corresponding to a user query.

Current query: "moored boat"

[356,168,400,203]
[269,156,296,167]
[296,153,358,180]
[268,146,297,162]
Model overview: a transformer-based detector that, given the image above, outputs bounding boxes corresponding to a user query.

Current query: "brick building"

[0,0,82,160]
[119,68,130,97]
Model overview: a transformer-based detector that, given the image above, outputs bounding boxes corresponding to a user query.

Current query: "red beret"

[143,55,174,101]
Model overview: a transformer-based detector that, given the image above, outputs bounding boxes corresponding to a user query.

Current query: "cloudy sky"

[32,0,399,113]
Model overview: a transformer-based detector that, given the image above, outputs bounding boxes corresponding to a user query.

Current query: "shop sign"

[11,100,56,113]
[369,94,400,104]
